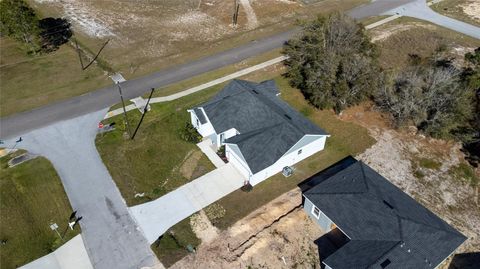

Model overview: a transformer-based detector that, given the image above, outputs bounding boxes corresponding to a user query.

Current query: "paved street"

[0,0,420,139]
[130,163,246,244]
[383,0,480,39]
[2,110,158,269]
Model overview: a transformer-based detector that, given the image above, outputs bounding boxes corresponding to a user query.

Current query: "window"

[196,118,199,126]
[220,133,225,143]
[312,206,320,219]
[298,149,302,155]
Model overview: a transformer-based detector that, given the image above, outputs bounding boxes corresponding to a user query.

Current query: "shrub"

[179,123,202,143]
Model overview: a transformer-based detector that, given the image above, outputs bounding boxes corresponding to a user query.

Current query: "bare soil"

[340,103,480,257]
[171,189,323,269]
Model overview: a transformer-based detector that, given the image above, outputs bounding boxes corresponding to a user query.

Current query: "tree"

[374,53,475,139]
[283,13,379,113]
[0,0,41,53]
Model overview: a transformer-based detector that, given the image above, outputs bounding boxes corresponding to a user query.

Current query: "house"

[188,79,329,186]
[300,157,467,269]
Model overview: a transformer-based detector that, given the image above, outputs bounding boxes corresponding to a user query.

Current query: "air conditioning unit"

[282,166,294,177]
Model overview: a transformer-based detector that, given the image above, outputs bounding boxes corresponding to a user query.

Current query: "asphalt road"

[0,0,418,139]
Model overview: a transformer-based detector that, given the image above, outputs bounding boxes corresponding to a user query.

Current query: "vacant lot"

[29,0,368,78]
[431,0,480,27]
[0,153,80,268]
[371,17,480,69]
[0,37,109,116]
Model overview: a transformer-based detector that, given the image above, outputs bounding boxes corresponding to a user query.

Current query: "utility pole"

[131,88,155,140]
[232,0,240,26]
[116,83,132,137]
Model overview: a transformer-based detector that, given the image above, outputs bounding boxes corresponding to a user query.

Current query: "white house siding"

[217,128,239,147]
[189,109,215,137]
[303,197,334,232]
[249,135,327,186]
[225,144,251,180]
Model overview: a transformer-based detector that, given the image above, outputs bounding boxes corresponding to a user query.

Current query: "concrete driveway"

[2,110,158,269]
[130,163,246,244]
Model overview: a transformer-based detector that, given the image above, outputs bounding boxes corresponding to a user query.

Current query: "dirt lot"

[340,103,480,257]
[172,189,324,269]
[29,0,367,77]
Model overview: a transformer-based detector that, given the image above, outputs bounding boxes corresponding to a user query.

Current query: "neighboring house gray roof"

[195,79,327,174]
[304,159,467,269]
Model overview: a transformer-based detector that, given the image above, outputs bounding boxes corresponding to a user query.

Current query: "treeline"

[283,13,480,165]
[0,0,72,54]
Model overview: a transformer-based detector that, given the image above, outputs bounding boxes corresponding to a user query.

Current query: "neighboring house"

[188,79,329,186]
[300,157,467,269]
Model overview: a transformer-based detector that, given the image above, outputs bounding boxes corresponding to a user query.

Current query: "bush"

[179,123,202,143]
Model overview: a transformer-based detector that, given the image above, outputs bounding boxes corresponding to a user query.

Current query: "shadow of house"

[314,228,349,269]
[39,17,72,52]
[448,252,480,269]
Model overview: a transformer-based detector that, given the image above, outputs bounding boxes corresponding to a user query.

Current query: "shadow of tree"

[448,252,480,269]
[39,17,72,52]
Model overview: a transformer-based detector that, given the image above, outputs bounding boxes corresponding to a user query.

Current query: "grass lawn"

[150,217,200,268]
[212,77,376,229]
[430,0,480,27]
[373,17,480,69]
[0,153,80,269]
[0,37,110,117]
[96,85,223,206]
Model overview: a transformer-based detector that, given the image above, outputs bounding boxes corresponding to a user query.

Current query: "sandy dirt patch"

[190,211,220,244]
[339,103,480,255]
[239,0,259,29]
[171,188,323,269]
[179,150,203,179]
[462,0,480,21]
[370,22,436,42]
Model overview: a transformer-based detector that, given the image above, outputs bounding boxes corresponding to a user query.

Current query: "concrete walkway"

[197,139,226,168]
[20,235,93,269]
[2,110,158,269]
[130,163,246,243]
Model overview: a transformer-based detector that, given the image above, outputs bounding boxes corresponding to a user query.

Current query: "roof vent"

[383,200,394,209]
[380,259,391,268]
[284,114,292,120]
[252,90,259,94]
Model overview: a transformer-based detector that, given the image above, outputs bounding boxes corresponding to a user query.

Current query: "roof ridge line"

[397,216,465,238]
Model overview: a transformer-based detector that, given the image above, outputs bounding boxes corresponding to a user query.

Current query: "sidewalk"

[20,235,93,269]
[197,139,225,168]
[130,163,246,243]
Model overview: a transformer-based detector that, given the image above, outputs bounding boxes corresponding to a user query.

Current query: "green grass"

[96,85,224,206]
[211,76,376,230]
[450,162,479,186]
[150,216,200,268]
[0,154,80,269]
[417,157,442,170]
[0,37,110,117]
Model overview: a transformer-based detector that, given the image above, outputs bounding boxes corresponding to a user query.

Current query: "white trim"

[311,205,321,219]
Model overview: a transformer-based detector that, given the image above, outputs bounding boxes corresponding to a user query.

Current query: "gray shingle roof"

[304,159,467,269]
[196,79,327,174]
[193,108,207,124]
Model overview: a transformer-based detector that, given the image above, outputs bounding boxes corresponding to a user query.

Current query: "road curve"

[0,0,418,139]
